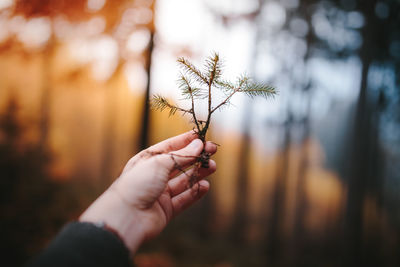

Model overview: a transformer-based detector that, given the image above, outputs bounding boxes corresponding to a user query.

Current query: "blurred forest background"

[0,0,399,266]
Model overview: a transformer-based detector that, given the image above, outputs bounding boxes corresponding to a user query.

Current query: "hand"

[79,131,217,254]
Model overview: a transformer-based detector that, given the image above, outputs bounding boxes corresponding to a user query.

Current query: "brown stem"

[189,88,201,134]
[205,77,213,134]
[165,102,192,115]
[211,88,239,114]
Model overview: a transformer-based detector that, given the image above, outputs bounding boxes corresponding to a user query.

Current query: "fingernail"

[189,139,202,149]
[199,180,210,188]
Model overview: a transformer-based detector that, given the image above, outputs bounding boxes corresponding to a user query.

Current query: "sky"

[0,0,364,153]
[150,0,362,153]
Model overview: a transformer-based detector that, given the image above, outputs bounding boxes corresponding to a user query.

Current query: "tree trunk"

[265,112,292,266]
[229,100,252,243]
[39,35,55,150]
[342,2,376,266]
[137,32,154,151]
[100,63,123,190]
[137,0,157,151]
[342,23,373,267]
[290,97,311,267]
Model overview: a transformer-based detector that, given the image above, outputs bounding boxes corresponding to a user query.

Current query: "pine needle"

[177,57,209,86]
[204,52,222,85]
[150,95,191,117]
[151,52,277,141]
[239,83,277,98]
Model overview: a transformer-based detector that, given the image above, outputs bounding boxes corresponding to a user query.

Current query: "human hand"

[79,131,217,254]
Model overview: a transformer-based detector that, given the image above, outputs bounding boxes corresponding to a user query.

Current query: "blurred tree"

[249,0,400,266]
[1,1,147,264]
[287,4,315,266]
[138,0,156,151]
[10,0,158,185]
[336,1,400,266]
[229,102,251,243]
[257,0,400,266]
[0,96,84,266]
[265,111,293,266]
[255,1,318,265]
[38,35,54,150]
[100,62,124,189]
[207,0,264,245]
[12,0,91,151]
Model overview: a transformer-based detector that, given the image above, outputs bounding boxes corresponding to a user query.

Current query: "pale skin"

[79,131,217,255]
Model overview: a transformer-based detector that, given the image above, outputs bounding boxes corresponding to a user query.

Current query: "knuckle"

[151,154,174,171]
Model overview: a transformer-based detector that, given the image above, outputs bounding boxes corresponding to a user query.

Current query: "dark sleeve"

[27,222,133,267]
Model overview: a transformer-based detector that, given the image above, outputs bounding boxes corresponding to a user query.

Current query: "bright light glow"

[55,16,105,40]
[87,0,106,12]
[255,42,279,80]
[290,18,309,37]
[154,0,257,130]
[54,16,71,40]
[282,0,299,9]
[0,0,13,10]
[154,0,364,145]
[17,17,51,49]
[308,57,361,102]
[124,62,148,93]
[8,15,25,34]
[123,7,153,25]
[261,2,286,29]
[204,0,259,14]
[312,10,332,40]
[126,28,151,54]
[90,36,119,81]
[0,13,10,42]
[156,0,209,46]
[347,11,364,29]
[85,16,106,36]
[69,35,119,81]
[114,8,153,41]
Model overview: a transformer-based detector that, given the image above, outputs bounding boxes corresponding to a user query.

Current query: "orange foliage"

[14,0,88,20]
[12,0,153,32]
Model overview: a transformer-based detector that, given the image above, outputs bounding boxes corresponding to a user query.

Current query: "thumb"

[154,138,204,173]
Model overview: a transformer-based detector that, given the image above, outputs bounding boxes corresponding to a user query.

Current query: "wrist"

[91,221,125,245]
[79,189,146,254]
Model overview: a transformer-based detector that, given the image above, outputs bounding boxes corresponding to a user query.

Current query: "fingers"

[122,131,197,173]
[123,131,218,178]
[204,141,218,155]
[168,159,216,197]
[147,130,197,153]
[157,139,204,171]
[169,141,218,178]
[171,180,210,216]
[139,138,203,179]
[168,139,219,168]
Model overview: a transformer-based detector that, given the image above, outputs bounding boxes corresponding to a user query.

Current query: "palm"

[80,132,217,254]
[142,190,174,239]
[114,132,217,241]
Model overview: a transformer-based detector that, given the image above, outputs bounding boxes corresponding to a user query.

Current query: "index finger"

[147,130,198,153]
[122,131,198,173]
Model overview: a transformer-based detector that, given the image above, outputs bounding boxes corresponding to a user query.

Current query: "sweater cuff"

[27,221,132,267]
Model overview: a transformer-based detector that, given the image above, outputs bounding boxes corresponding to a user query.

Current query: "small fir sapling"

[151,52,276,187]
